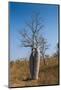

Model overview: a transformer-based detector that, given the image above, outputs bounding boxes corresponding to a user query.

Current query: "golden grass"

[9,57,59,87]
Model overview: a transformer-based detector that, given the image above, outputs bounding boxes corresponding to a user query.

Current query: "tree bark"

[29,48,40,80]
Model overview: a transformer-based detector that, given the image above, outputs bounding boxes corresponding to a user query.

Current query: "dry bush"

[9,56,59,87]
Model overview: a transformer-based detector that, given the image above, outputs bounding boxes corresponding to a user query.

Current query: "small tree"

[53,43,59,57]
[40,38,48,65]
[56,43,59,56]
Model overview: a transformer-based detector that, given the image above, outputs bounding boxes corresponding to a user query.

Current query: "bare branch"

[19,12,46,49]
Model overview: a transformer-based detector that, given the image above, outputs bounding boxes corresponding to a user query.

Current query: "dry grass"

[9,57,59,87]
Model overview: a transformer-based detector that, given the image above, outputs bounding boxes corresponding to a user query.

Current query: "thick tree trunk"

[29,48,40,80]
[29,52,34,79]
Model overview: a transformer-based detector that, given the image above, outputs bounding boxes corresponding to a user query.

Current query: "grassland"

[9,56,59,87]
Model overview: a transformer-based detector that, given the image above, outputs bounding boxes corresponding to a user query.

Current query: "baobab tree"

[19,12,47,80]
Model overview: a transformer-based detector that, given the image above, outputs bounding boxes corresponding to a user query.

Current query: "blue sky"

[9,2,59,60]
